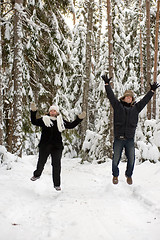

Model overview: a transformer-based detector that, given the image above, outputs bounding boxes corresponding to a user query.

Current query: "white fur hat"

[49,105,59,113]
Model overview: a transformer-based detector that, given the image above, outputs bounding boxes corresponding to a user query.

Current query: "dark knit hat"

[120,90,135,102]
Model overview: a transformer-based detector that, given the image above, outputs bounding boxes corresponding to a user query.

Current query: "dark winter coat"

[31,111,82,148]
[105,84,154,139]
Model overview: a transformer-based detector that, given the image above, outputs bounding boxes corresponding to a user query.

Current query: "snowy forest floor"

[0,155,160,240]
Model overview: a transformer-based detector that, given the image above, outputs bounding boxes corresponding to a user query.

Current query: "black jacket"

[31,111,82,148]
[105,84,154,139]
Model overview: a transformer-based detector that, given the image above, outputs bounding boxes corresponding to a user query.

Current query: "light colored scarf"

[42,115,65,132]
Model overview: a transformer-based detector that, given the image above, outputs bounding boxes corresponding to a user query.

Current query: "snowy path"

[0,156,160,240]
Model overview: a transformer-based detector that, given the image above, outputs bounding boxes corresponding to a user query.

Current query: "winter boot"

[112,176,118,184]
[30,176,40,181]
[54,186,61,191]
[126,176,133,185]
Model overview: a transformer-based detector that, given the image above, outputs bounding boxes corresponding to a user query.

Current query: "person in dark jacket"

[30,102,86,191]
[102,74,159,185]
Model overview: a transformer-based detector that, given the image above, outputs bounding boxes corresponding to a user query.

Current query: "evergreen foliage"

[0,0,160,162]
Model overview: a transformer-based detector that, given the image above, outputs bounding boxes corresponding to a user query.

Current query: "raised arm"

[101,74,119,108]
[64,112,86,129]
[136,82,159,112]
[30,102,44,127]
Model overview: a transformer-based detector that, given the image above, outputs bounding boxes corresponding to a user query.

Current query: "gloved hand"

[30,102,37,111]
[149,82,160,91]
[101,74,112,84]
[78,111,86,119]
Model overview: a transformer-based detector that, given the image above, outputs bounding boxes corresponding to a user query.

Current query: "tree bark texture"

[73,0,76,25]
[82,0,93,133]
[81,0,93,160]
[107,0,114,158]
[139,0,144,94]
[12,0,23,157]
[146,0,151,119]
[153,0,160,119]
[0,4,3,145]
[96,0,102,65]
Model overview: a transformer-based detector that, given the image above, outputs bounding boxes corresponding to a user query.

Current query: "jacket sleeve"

[105,84,119,109]
[64,116,83,129]
[135,90,154,113]
[31,110,44,127]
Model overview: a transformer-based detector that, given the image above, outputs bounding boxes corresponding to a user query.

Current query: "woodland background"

[0,0,160,163]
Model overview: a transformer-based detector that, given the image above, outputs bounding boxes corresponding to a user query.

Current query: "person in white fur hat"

[30,102,86,191]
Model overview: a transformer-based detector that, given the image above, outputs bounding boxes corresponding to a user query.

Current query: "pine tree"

[0,2,3,145]
[153,0,160,118]
[68,0,106,161]
[12,0,23,157]
[23,0,73,106]
[0,1,14,152]
[21,0,75,154]
[139,0,144,93]
[106,0,114,158]
[146,0,152,119]
[0,0,75,155]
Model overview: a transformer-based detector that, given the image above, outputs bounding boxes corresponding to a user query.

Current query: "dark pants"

[34,144,63,187]
[112,138,135,177]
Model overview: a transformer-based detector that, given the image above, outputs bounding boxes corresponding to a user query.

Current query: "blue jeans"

[112,138,135,177]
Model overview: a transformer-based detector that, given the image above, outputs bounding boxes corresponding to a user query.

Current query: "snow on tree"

[0,0,159,162]
[0,3,3,145]
[12,0,23,157]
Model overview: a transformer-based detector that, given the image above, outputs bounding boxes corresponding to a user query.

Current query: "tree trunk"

[73,0,76,25]
[139,0,144,94]
[81,0,93,161]
[0,4,3,145]
[5,102,13,153]
[153,0,160,119]
[146,0,151,119]
[107,0,114,158]
[96,0,102,65]
[12,0,23,157]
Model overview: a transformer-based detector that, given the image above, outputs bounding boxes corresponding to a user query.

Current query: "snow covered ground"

[0,155,160,240]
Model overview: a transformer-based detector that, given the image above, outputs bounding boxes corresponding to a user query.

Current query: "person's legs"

[33,145,50,178]
[112,138,125,178]
[51,147,63,187]
[125,138,135,178]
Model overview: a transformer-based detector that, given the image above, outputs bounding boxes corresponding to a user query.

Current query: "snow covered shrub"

[62,129,79,158]
[82,130,110,163]
[136,119,160,163]
[0,146,18,170]
[23,132,40,155]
